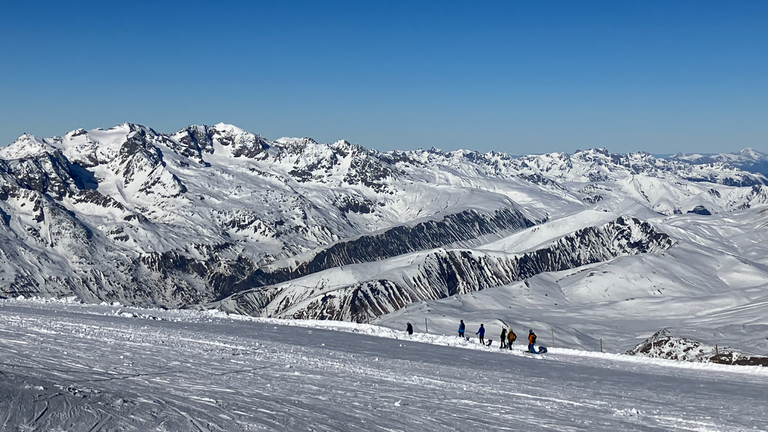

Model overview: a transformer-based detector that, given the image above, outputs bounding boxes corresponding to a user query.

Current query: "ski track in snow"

[1,299,767,431]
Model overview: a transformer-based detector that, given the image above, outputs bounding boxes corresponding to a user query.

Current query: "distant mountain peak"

[0,133,55,160]
[738,148,767,159]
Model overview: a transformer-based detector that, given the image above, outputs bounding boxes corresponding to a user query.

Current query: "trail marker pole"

[425,318,428,334]
[551,326,555,348]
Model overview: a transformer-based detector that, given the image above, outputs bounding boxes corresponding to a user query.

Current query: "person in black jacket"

[406,322,413,335]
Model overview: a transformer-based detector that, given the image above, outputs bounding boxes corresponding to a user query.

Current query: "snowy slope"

[2,122,768,357]
[375,206,768,358]
[1,299,767,431]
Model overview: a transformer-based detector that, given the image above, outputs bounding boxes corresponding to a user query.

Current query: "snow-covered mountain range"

[669,148,768,177]
[1,122,768,357]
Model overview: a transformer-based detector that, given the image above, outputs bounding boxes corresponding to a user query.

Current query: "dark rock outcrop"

[227,217,672,322]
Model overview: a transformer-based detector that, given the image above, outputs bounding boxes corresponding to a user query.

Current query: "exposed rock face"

[0,122,764,320]
[627,329,714,362]
[226,217,673,322]
[303,207,540,273]
[1,151,82,199]
[627,329,768,367]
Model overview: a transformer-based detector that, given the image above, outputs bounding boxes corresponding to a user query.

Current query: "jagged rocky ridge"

[0,122,767,320]
[223,217,672,322]
[142,206,543,301]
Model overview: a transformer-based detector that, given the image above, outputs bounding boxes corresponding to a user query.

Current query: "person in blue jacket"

[458,320,466,338]
[476,324,485,344]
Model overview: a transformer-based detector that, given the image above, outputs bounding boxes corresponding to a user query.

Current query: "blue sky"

[1,1,766,154]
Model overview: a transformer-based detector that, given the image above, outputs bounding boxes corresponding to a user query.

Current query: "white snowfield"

[225,205,768,358]
[1,298,767,431]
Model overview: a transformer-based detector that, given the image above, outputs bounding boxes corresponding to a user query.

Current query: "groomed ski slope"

[1,298,767,431]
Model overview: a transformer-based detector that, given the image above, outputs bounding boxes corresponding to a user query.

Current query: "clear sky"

[1,1,767,154]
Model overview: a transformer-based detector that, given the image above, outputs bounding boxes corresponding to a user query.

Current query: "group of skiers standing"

[458,319,539,353]
[404,319,542,354]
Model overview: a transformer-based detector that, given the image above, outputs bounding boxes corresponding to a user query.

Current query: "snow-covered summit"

[0,133,58,160]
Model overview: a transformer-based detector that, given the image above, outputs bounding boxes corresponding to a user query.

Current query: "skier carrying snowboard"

[500,328,507,349]
[458,320,466,338]
[476,324,485,345]
[507,328,516,349]
[528,329,537,353]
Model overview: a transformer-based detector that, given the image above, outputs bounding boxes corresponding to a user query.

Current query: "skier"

[458,320,466,338]
[528,329,537,353]
[507,328,516,349]
[406,322,413,335]
[500,328,507,349]
[476,324,485,345]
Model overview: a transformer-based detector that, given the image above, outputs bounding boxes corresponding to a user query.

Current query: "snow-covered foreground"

[1,299,767,431]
